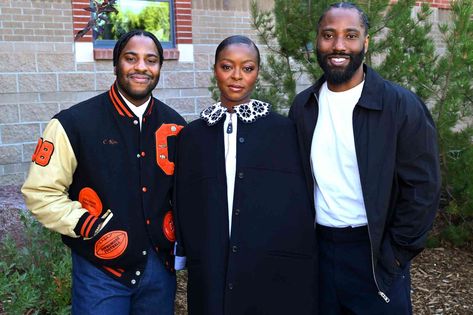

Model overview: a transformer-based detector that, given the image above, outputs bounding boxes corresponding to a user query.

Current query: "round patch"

[162,211,176,242]
[95,230,128,260]
[78,187,103,217]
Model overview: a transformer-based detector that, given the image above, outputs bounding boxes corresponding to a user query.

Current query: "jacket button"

[133,120,139,125]
[232,246,238,253]
[131,279,136,285]
[136,153,140,158]
[142,186,147,192]
[228,283,233,290]
[238,172,244,179]
[239,137,245,143]
[136,271,141,276]
[142,250,147,256]
[234,209,240,216]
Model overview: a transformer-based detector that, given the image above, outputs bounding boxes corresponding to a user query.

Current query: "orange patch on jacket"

[95,231,128,260]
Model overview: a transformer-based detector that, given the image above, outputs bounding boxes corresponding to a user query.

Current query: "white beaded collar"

[200,99,271,126]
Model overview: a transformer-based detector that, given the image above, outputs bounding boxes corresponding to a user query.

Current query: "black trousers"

[317,224,412,315]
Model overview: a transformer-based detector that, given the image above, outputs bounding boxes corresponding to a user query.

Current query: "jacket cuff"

[74,213,102,239]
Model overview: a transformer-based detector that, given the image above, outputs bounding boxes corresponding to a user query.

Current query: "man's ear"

[364,34,370,53]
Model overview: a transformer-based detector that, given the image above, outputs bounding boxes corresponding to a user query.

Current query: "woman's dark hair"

[214,35,261,66]
[113,30,164,67]
[318,2,370,35]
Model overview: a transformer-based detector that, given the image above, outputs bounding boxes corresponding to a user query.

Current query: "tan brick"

[1,8,21,14]
[0,173,25,186]
[3,162,30,175]
[23,143,38,162]
[58,73,95,91]
[0,53,36,72]
[95,60,113,71]
[196,97,215,112]
[20,103,59,122]
[153,88,180,99]
[1,123,40,144]
[163,71,194,89]
[0,41,14,53]
[194,71,213,88]
[195,53,212,70]
[180,88,212,97]
[19,73,57,93]
[37,53,75,72]
[0,145,23,164]
[96,72,116,90]
[0,74,17,93]
[76,63,95,72]
[0,92,40,105]
[163,60,194,71]
[54,43,73,53]
[22,8,44,15]
[166,98,195,114]
[0,105,19,124]
[3,21,22,28]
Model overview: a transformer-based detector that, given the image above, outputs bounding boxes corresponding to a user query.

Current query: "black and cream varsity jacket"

[22,83,186,287]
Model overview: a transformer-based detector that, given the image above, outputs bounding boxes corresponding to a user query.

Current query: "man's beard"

[316,47,365,85]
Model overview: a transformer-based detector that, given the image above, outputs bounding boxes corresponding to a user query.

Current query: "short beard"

[316,47,365,85]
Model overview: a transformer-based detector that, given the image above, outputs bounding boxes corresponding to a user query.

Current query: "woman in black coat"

[174,35,316,315]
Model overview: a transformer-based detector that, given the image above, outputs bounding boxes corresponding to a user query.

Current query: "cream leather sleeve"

[21,119,88,238]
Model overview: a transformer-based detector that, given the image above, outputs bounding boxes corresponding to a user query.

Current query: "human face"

[214,43,259,110]
[316,8,369,92]
[115,35,161,106]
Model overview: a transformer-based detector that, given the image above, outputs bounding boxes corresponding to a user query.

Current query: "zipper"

[366,219,390,303]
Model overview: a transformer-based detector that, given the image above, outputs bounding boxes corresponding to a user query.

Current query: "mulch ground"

[1,185,472,314]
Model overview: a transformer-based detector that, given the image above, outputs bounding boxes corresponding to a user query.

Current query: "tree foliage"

[251,0,473,245]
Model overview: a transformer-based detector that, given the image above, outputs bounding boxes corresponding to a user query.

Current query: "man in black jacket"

[22,30,185,315]
[289,3,440,314]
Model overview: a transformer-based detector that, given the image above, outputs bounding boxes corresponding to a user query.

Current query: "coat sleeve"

[390,93,441,266]
[21,119,110,238]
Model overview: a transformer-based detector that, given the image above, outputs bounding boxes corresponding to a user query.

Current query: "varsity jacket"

[22,83,186,287]
[289,65,441,301]
[175,101,317,315]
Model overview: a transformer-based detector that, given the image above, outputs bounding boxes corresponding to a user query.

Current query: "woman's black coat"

[175,112,316,315]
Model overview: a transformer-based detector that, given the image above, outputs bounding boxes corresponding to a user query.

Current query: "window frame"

[93,0,176,49]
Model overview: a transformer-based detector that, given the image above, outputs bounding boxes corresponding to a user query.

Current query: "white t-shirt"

[311,81,367,227]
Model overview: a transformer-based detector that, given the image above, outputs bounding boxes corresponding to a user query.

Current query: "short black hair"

[113,30,164,67]
[318,2,370,35]
[214,35,261,66]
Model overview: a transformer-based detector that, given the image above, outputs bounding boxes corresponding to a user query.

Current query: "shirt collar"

[200,99,271,126]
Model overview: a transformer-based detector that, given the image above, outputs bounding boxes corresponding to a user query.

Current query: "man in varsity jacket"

[22,30,185,315]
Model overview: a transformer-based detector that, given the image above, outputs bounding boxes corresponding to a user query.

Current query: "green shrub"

[0,213,71,315]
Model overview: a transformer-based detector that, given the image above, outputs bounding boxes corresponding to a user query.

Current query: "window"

[94,0,175,49]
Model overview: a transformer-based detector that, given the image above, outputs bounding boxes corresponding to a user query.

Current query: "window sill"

[93,48,180,61]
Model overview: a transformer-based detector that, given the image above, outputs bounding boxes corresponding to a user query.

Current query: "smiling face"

[214,43,259,110]
[115,35,161,106]
[316,7,369,92]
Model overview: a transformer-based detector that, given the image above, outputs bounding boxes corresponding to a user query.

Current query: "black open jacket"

[289,65,441,297]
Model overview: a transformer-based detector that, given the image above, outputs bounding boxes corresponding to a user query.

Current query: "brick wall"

[0,0,458,186]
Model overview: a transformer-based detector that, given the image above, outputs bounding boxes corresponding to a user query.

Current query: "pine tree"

[251,0,473,244]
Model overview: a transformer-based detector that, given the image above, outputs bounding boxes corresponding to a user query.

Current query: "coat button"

[239,137,245,143]
[136,271,141,276]
[142,250,147,256]
[133,120,139,125]
[232,246,238,253]
[131,279,136,284]
[141,151,146,157]
[238,172,244,179]
[234,209,240,216]
[142,186,147,192]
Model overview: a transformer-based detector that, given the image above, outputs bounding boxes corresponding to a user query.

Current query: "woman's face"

[214,43,259,109]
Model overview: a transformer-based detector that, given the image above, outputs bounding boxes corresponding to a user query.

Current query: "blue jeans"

[71,249,176,315]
